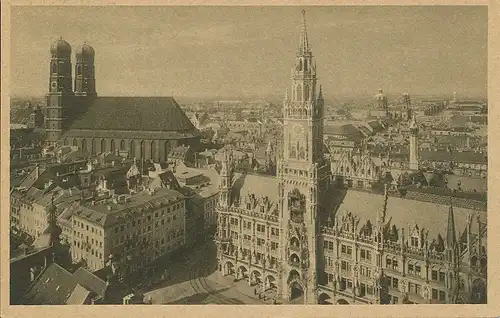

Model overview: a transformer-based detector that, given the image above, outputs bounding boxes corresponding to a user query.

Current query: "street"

[142,238,275,304]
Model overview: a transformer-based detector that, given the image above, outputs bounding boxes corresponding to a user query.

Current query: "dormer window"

[260,205,265,213]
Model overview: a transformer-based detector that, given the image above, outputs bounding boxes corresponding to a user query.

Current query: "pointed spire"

[299,9,310,54]
[446,204,457,248]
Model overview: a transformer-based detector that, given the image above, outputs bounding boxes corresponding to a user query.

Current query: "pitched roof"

[22,263,74,305]
[68,97,197,133]
[231,172,279,209]
[23,263,108,305]
[73,267,108,296]
[333,189,486,243]
[66,284,91,305]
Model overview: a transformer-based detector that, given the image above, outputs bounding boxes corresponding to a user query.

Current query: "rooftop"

[22,263,107,305]
[67,96,197,133]
[331,188,486,243]
[73,187,185,227]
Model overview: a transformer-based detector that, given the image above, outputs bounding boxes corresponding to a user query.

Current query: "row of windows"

[74,220,103,236]
[63,138,175,160]
[113,210,181,234]
[73,232,103,248]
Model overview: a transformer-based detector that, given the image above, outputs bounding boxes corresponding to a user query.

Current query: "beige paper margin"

[1,0,498,317]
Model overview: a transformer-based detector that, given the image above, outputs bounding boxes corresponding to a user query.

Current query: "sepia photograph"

[5,4,489,310]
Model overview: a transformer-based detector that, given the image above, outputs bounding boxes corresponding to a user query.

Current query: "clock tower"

[277,10,331,304]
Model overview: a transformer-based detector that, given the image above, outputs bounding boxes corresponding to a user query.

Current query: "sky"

[10,6,487,100]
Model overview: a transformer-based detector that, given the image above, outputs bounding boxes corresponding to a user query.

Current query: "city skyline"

[11,6,487,99]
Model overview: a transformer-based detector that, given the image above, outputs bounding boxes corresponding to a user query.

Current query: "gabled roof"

[68,97,197,133]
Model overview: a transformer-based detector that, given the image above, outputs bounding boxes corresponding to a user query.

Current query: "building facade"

[68,188,187,272]
[45,38,200,161]
[214,10,487,305]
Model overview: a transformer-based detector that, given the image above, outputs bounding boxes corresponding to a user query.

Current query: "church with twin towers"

[214,10,486,305]
[45,37,199,161]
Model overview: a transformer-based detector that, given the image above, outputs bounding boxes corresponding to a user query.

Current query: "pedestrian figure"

[263,295,266,301]
[254,288,257,295]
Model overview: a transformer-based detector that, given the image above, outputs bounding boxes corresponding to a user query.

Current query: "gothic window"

[81,139,87,151]
[140,140,145,158]
[304,59,308,72]
[120,139,125,150]
[164,141,169,161]
[150,140,154,160]
[110,139,116,152]
[52,62,57,74]
[91,138,96,154]
[296,84,302,101]
[72,139,77,147]
[304,84,310,101]
[77,65,82,75]
[100,139,106,153]
[130,140,136,158]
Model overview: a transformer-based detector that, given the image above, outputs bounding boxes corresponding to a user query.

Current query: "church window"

[304,59,308,72]
[140,140,145,158]
[52,62,57,74]
[164,141,169,161]
[304,84,310,101]
[150,140,154,160]
[120,139,125,150]
[81,139,87,150]
[77,65,82,75]
[110,139,116,152]
[100,139,106,153]
[130,140,136,158]
[72,139,77,147]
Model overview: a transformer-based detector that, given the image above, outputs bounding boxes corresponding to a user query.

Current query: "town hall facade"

[214,11,487,305]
